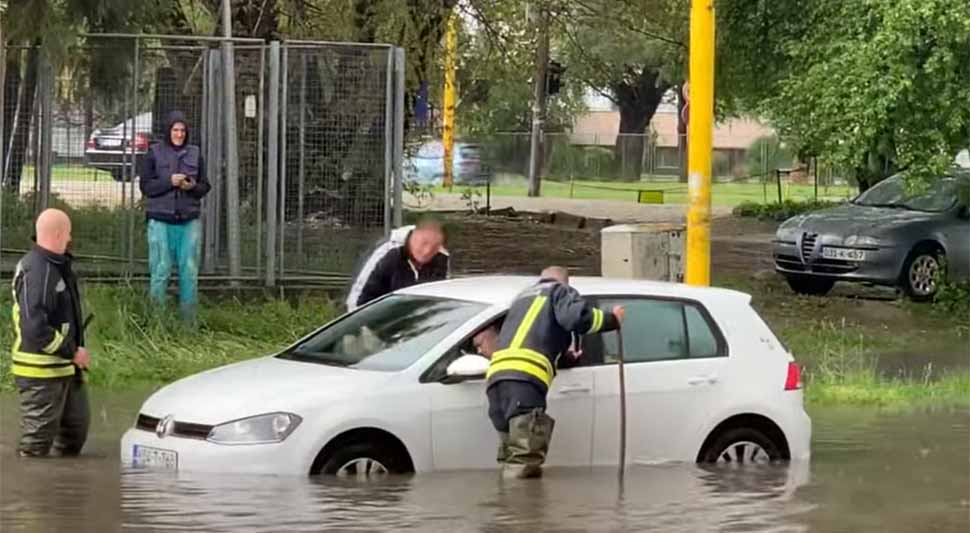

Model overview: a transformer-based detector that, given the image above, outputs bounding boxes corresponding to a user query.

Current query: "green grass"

[1,280,966,407]
[436,176,856,207]
[20,164,118,183]
[0,285,339,392]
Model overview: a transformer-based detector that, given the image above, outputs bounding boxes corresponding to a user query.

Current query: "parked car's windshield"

[853,175,960,212]
[278,295,486,371]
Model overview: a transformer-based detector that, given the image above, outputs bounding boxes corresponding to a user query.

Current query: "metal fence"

[0,35,405,287]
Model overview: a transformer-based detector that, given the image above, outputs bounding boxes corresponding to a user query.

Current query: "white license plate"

[101,139,122,147]
[133,445,178,470]
[822,247,866,261]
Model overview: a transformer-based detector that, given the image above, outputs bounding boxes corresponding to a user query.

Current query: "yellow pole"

[685,0,715,286]
[442,13,458,190]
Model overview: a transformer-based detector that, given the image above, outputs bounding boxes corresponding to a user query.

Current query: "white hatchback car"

[120,276,811,476]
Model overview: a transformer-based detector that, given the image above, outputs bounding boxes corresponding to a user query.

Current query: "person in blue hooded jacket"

[139,111,211,321]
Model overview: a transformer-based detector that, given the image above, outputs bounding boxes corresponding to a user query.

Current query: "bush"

[733,199,841,221]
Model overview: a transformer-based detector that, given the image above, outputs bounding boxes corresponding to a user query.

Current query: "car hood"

[778,204,936,238]
[140,356,395,425]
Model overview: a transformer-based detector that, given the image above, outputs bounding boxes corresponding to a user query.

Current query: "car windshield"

[277,294,486,371]
[853,175,960,212]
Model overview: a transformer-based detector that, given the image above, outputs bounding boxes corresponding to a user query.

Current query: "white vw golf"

[120,276,812,476]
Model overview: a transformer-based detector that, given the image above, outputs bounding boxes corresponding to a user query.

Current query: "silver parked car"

[773,172,970,300]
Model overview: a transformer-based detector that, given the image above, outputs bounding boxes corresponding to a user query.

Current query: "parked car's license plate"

[133,445,178,470]
[101,138,122,147]
[822,247,866,261]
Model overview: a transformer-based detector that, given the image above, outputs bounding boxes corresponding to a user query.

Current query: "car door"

[429,354,595,469]
[586,297,729,466]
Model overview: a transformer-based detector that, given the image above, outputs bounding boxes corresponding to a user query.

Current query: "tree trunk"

[6,45,39,193]
[611,68,669,181]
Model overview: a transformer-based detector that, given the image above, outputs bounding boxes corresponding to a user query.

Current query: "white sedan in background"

[120,276,811,477]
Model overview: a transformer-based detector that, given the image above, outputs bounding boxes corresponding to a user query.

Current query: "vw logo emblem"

[156,414,175,439]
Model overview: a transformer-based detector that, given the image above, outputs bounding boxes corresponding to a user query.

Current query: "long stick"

[617,324,626,477]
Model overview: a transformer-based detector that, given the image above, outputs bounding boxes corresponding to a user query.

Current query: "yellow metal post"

[686,0,715,286]
[442,13,458,190]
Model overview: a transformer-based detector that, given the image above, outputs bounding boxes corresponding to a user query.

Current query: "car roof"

[396,275,751,307]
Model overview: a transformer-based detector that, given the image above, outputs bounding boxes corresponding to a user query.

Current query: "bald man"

[485,266,625,478]
[10,209,91,457]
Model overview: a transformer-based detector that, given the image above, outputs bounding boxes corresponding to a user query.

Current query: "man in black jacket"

[345,219,449,311]
[10,209,91,457]
[139,111,211,322]
[486,266,625,478]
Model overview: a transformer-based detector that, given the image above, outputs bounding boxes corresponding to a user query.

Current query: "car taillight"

[134,133,149,151]
[785,362,802,390]
[86,138,96,149]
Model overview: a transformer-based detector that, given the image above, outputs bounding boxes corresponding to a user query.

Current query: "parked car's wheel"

[901,245,944,302]
[111,168,128,182]
[699,428,784,464]
[785,275,835,296]
[320,442,403,480]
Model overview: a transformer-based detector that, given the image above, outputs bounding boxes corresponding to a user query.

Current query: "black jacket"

[10,245,84,378]
[139,111,211,224]
[347,227,450,310]
[486,278,619,393]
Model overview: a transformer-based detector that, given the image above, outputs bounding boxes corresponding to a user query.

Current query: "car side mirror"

[443,354,490,383]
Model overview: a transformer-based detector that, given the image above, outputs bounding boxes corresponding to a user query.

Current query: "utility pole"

[222,0,241,282]
[685,0,715,286]
[442,12,457,190]
[527,3,549,198]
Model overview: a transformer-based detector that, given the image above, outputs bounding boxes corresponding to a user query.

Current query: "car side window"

[420,315,506,383]
[569,297,725,366]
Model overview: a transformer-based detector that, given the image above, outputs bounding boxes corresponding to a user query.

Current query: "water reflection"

[2,394,968,533]
[118,462,812,532]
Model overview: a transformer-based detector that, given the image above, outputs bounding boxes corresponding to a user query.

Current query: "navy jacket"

[139,111,211,224]
[486,279,619,394]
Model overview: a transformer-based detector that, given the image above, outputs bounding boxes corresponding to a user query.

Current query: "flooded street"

[1,392,968,532]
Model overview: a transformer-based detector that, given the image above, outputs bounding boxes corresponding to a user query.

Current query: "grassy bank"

[2,284,966,407]
[0,285,338,392]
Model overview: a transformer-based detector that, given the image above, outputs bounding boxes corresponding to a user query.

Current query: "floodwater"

[1,392,968,532]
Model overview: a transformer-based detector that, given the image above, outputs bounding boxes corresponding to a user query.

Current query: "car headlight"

[844,235,880,247]
[206,412,302,445]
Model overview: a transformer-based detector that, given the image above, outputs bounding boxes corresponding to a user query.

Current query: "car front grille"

[800,233,817,262]
[775,254,806,271]
[136,414,214,440]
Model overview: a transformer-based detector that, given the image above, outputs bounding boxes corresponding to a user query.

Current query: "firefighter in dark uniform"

[10,209,91,457]
[485,266,624,478]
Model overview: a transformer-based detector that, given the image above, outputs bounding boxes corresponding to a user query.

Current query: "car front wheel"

[901,246,944,302]
[319,442,402,480]
[785,275,835,296]
[699,428,784,464]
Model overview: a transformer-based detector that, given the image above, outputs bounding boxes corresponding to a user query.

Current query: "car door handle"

[688,375,718,386]
[559,385,591,394]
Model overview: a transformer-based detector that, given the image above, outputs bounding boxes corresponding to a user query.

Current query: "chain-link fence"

[1,36,405,287]
[405,131,856,206]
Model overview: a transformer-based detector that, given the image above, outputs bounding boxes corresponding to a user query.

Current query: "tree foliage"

[719,0,970,189]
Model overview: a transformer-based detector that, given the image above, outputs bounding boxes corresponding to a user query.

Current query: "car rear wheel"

[319,442,403,480]
[699,428,784,464]
[901,246,943,302]
[785,275,835,296]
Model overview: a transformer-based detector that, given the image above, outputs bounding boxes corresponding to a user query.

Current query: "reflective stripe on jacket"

[10,246,83,379]
[486,278,619,393]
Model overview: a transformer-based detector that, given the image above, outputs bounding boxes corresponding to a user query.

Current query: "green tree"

[719,0,970,191]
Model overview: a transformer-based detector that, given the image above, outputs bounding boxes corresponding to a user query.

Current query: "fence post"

[383,48,394,237]
[37,53,53,213]
[265,41,280,287]
[279,45,288,281]
[223,39,242,283]
[297,50,306,261]
[201,50,214,274]
[0,34,5,269]
[127,37,139,275]
[392,47,405,228]
[256,46,265,278]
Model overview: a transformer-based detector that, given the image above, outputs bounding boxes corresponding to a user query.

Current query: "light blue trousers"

[148,218,202,321]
